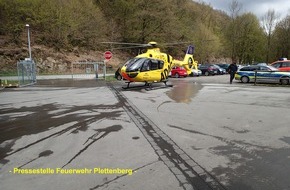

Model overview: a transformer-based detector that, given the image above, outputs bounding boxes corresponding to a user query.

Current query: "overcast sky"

[193,0,290,20]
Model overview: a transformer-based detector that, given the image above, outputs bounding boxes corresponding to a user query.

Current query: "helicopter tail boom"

[172,45,198,75]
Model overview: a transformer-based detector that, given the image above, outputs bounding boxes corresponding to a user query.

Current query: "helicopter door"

[140,59,164,82]
[150,60,163,82]
[141,60,150,72]
[140,60,151,81]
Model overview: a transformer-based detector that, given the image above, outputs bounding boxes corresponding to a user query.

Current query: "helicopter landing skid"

[145,82,173,91]
[122,81,172,90]
[163,81,173,87]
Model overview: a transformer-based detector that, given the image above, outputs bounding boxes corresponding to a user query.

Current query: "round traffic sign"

[104,51,112,60]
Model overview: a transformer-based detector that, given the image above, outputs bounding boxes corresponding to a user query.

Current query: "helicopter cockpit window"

[140,60,150,72]
[126,58,144,72]
[158,60,164,69]
[150,60,158,70]
[124,58,138,66]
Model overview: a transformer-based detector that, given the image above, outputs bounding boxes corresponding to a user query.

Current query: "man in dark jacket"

[228,61,238,84]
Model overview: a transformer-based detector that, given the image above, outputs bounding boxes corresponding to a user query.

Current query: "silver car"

[235,65,290,85]
[190,69,202,77]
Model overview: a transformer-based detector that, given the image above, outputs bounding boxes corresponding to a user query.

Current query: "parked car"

[213,64,226,75]
[255,63,268,66]
[216,63,230,72]
[115,67,123,80]
[270,59,290,72]
[198,64,219,76]
[235,65,290,85]
[189,69,202,77]
[169,66,188,78]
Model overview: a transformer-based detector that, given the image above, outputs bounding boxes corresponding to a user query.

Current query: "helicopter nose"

[127,72,138,78]
[121,72,138,81]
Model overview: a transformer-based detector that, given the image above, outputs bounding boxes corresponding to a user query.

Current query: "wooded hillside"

[1,0,290,73]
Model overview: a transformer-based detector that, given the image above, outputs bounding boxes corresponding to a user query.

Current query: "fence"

[72,61,106,79]
[17,59,37,87]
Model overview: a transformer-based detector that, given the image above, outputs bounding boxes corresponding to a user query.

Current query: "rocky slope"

[0,43,125,74]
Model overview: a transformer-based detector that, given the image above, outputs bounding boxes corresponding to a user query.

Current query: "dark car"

[115,67,122,80]
[216,63,230,72]
[213,64,226,75]
[198,64,219,76]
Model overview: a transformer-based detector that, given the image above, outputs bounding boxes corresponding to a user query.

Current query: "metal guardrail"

[72,61,106,79]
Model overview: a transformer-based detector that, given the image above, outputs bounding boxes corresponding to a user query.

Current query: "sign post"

[103,51,112,80]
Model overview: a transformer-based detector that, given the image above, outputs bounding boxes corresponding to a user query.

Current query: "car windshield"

[271,62,280,68]
[267,65,279,71]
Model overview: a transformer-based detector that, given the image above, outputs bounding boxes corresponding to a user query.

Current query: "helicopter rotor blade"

[99,42,149,46]
[99,42,152,51]
[108,45,150,50]
[160,41,193,46]
[99,41,195,51]
[99,41,193,46]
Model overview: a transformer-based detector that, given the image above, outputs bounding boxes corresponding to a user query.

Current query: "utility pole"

[26,24,32,60]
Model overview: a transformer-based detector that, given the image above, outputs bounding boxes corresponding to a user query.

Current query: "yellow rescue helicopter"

[109,41,198,89]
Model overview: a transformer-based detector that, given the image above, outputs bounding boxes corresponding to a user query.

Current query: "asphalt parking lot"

[1,75,290,190]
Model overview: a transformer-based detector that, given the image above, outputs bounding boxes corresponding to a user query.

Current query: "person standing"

[228,61,238,84]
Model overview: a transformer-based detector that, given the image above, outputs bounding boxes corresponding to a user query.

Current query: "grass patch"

[0,79,19,87]
[104,75,117,81]
[0,71,18,76]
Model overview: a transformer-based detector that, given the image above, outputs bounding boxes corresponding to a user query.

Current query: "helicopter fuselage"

[120,48,173,83]
[120,57,172,83]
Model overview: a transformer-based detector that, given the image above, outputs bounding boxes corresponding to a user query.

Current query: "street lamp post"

[26,24,32,60]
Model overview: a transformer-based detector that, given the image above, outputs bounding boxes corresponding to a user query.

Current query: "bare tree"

[261,9,280,63]
[228,0,242,62]
[229,0,242,19]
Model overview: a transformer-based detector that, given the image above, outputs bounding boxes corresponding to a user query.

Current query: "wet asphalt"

[1,75,290,190]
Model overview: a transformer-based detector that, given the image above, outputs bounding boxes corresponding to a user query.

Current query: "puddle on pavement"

[166,80,203,103]
[280,137,290,145]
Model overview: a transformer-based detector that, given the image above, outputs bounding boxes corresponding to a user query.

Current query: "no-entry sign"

[104,51,112,60]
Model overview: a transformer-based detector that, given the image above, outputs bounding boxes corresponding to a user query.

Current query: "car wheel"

[280,78,289,85]
[116,75,122,80]
[174,73,179,78]
[204,71,209,76]
[241,76,249,83]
